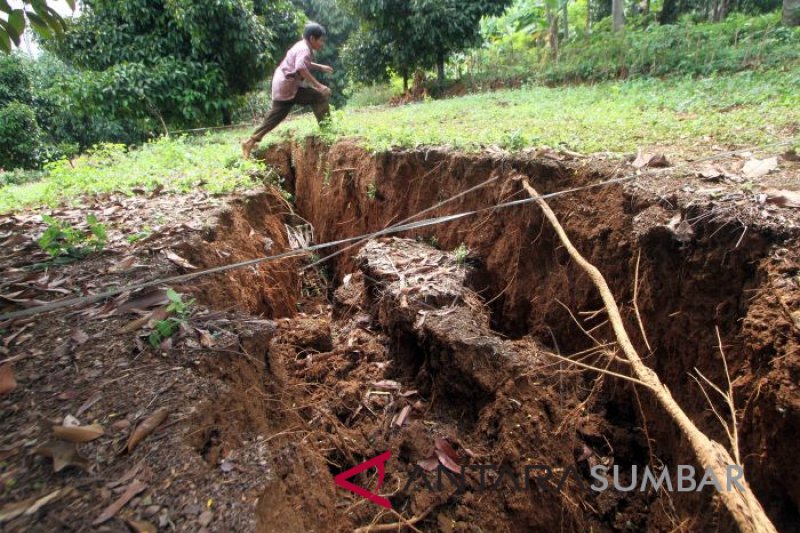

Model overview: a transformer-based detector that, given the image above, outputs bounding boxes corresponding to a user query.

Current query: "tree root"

[520,178,777,533]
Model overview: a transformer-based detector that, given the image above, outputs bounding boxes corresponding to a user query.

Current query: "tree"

[612,0,625,30]
[344,0,511,89]
[49,0,301,127]
[786,0,800,25]
[0,0,73,53]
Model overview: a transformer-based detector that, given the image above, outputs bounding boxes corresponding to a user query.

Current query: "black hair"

[303,22,327,40]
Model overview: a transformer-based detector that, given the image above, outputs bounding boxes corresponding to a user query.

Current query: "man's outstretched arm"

[310,62,334,74]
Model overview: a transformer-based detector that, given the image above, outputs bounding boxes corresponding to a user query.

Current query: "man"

[241,22,334,159]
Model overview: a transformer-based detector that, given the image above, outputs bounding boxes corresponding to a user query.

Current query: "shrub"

[0,102,44,171]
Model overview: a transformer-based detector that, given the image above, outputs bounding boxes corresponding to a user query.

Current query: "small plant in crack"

[148,289,196,349]
[367,183,378,200]
[454,243,470,265]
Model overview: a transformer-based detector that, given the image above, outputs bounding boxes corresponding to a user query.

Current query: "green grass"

[1,69,797,214]
[266,69,799,154]
[0,134,271,213]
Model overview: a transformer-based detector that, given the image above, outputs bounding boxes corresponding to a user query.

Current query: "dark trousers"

[251,87,330,142]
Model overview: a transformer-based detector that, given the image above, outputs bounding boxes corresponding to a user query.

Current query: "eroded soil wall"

[260,138,800,531]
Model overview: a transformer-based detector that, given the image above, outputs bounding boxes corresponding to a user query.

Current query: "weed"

[454,243,470,265]
[367,183,378,200]
[147,288,195,349]
[37,214,107,258]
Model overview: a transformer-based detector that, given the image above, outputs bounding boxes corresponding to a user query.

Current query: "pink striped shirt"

[271,40,313,102]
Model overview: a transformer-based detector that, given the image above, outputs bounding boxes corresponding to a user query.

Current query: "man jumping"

[241,22,333,159]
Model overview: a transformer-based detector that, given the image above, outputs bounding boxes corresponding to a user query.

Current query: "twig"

[633,249,653,353]
[354,504,437,533]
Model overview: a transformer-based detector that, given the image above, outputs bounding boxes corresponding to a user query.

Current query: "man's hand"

[320,65,335,74]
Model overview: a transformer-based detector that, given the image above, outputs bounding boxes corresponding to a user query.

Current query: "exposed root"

[520,177,777,533]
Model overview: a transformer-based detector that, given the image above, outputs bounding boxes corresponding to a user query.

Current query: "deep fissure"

[179,139,800,532]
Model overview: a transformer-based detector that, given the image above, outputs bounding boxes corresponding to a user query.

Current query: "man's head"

[304,22,327,51]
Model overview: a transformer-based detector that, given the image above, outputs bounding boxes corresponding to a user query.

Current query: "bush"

[348,83,401,107]
[0,102,45,171]
[0,55,32,107]
[463,11,800,87]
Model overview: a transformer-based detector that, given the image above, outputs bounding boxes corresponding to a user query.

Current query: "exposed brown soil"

[1,139,799,532]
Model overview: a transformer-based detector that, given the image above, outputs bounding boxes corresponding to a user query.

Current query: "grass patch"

[0,134,273,213]
[264,69,799,154]
[1,69,796,213]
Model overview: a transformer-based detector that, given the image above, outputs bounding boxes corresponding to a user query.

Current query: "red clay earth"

[1,139,799,532]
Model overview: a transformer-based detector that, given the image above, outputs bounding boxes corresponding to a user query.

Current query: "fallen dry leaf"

[781,149,799,162]
[0,363,16,397]
[108,256,137,274]
[0,499,35,524]
[372,379,402,390]
[127,519,158,533]
[71,328,89,345]
[417,457,439,472]
[116,289,170,315]
[92,479,147,526]
[434,438,460,464]
[763,189,800,208]
[24,487,73,516]
[742,157,778,179]
[394,405,411,427]
[52,423,105,443]
[33,440,91,473]
[434,449,462,474]
[118,307,170,335]
[165,250,197,270]
[632,150,670,169]
[127,407,169,453]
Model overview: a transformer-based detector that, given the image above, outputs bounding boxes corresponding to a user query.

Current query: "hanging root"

[519,177,777,533]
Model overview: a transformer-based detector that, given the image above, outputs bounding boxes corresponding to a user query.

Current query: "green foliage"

[0,54,31,106]
[0,134,273,213]
[0,102,44,170]
[147,289,196,348]
[48,0,301,127]
[257,68,798,156]
[470,11,799,86]
[454,243,469,265]
[342,0,512,86]
[366,182,377,200]
[37,214,107,258]
[347,83,401,107]
[0,0,73,53]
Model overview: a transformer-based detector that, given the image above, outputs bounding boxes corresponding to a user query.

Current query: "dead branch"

[520,178,777,533]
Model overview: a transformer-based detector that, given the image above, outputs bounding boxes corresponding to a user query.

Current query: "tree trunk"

[643,0,650,15]
[786,0,800,26]
[546,3,559,59]
[587,0,592,31]
[612,0,624,31]
[436,51,445,86]
[562,0,569,41]
[222,106,232,126]
[713,0,731,21]
[402,69,409,93]
[660,0,679,24]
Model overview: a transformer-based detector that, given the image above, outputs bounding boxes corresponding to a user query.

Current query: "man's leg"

[293,87,330,124]
[242,100,293,158]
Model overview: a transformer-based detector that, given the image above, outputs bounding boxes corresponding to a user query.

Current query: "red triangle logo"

[333,451,392,509]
